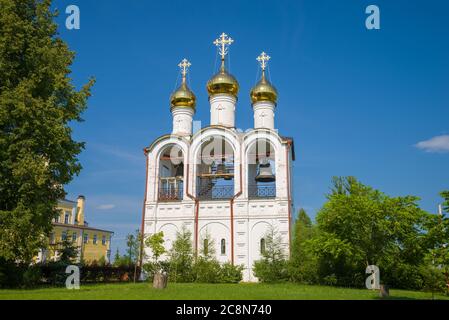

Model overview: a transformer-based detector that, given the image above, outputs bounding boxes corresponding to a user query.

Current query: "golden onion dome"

[250,72,278,105]
[170,58,196,111]
[206,64,239,97]
[170,80,196,111]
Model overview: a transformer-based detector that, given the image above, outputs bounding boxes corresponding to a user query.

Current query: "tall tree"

[423,191,449,294]
[0,0,94,263]
[125,229,140,266]
[441,191,449,214]
[168,226,194,282]
[145,232,165,270]
[253,225,289,282]
[289,209,317,283]
[312,177,429,288]
[54,230,79,264]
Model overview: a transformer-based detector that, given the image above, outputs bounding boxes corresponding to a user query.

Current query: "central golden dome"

[170,81,196,111]
[250,72,278,105]
[207,64,239,97]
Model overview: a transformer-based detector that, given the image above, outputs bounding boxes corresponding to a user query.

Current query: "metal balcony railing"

[197,184,234,200]
[248,184,276,199]
[158,186,183,201]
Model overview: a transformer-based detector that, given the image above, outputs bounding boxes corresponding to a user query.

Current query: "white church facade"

[141,33,295,282]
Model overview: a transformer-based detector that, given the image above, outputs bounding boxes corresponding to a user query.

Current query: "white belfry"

[142,35,294,282]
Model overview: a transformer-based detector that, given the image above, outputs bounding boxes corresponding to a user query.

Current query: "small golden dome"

[207,64,239,97]
[170,82,196,111]
[250,72,278,104]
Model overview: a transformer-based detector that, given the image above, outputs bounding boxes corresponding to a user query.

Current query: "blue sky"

[53,0,449,256]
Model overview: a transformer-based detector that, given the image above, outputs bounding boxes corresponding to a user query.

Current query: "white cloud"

[97,204,116,210]
[90,143,142,163]
[415,135,449,153]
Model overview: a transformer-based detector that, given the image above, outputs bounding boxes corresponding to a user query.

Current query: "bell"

[255,161,275,183]
[216,163,226,175]
[215,158,227,175]
[174,164,184,177]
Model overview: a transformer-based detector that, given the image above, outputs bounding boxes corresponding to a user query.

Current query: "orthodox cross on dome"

[178,58,191,82]
[257,52,271,72]
[213,33,234,62]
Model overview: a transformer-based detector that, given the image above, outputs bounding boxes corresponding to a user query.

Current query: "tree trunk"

[152,272,168,289]
[379,285,389,298]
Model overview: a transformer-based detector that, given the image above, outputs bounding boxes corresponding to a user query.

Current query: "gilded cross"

[213,33,234,61]
[256,52,271,71]
[178,58,191,81]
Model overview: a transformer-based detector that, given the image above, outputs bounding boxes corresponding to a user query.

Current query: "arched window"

[203,239,209,256]
[247,139,276,199]
[158,145,184,201]
[221,239,226,255]
[196,136,235,200]
[260,238,266,255]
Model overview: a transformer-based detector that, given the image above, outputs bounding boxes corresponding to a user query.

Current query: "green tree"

[145,232,165,268]
[191,231,219,282]
[423,191,449,294]
[168,226,194,282]
[311,176,429,288]
[125,229,141,266]
[441,191,449,213]
[56,230,79,264]
[199,230,215,259]
[113,248,121,266]
[97,255,107,267]
[0,0,94,264]
[289,209,317,283]
[253,225,289,282]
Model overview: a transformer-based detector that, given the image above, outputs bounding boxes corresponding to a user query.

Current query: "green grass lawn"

[0,282,448,300]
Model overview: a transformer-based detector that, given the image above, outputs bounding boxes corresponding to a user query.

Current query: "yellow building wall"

[55,202,74,224]
[48,226,112,263]
[40,199,113,264]
[80,230,112,263]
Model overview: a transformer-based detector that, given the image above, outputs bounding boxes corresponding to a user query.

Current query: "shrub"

[219,263,243,283]
[143,261,169,282]
[382,263,424,290]
[22,266,42,288]
[253,258,289,283]
[192,257,222,283]
[420,265,447,294]
[0,259,23,288]
[191,258,244,283]
[322,274,338,286]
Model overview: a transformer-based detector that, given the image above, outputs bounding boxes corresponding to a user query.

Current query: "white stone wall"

[172,107,194,136]
[143,127,293,282]
[143,199,289,282]
[253,101,275,129]
[209,94,237,128]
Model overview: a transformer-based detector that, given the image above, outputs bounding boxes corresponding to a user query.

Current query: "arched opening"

[220,238,226,255]
[196,136,235,200]
[247,139,276,199]
[158,144,184,201]
[260,238,266,255]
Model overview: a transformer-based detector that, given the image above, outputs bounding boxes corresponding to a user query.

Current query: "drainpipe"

[285,141,292,258]
[229,164,243,266]
[139,148,149,270]
[185,163,200,258]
